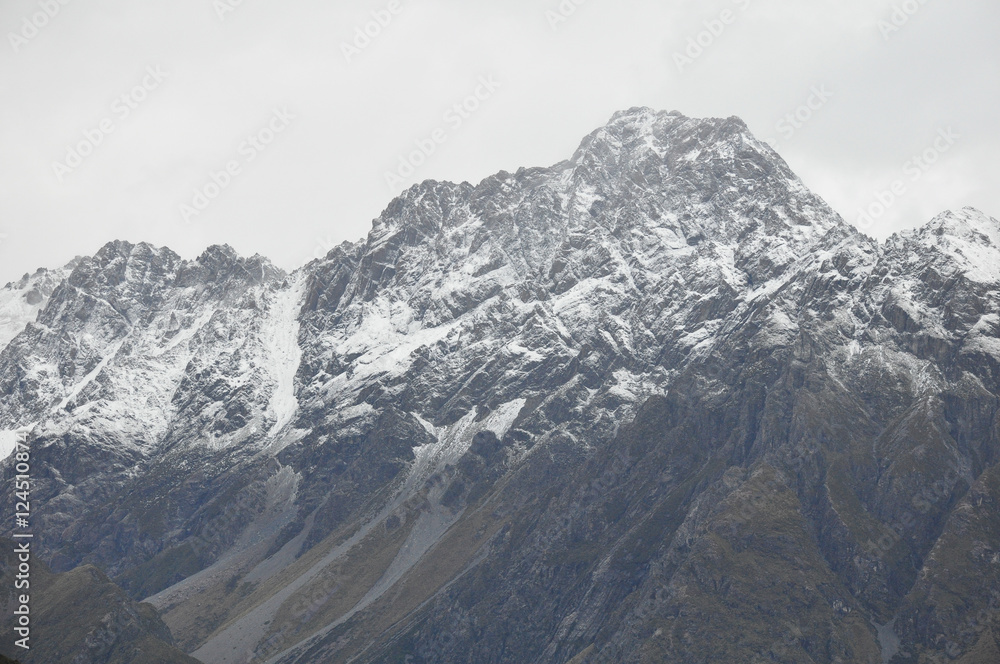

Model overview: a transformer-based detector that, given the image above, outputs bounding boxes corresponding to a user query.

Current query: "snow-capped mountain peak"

[909,207,1000,284]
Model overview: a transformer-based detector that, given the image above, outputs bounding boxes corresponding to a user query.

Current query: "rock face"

[1,108,999,664]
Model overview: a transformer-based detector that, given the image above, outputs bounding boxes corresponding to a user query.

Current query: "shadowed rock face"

[1,109,999,664]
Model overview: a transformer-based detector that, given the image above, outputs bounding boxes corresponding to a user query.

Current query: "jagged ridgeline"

[2,108,1000,663]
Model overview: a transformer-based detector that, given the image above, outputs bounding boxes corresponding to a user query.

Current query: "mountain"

[1,108,999,663]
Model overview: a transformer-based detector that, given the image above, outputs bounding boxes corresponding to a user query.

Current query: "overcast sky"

[1,0,997,284]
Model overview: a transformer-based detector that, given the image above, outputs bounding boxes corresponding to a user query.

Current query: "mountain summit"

[2,111,999,664]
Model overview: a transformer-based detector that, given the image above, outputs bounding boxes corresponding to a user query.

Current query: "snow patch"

[0,268,69,351]
[56,335,130,410]
[262,277,306,440]
[0,429,26,462]
[922,209,1000,283]
[407,399,525,491]
[0,290,43,352]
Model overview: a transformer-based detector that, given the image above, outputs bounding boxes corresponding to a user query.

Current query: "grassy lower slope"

[0,538,196,664]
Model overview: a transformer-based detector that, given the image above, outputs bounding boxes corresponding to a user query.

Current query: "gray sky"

[1,0,997,284]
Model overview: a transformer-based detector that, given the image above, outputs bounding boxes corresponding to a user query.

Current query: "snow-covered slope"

[0,263,76,352]
[0,263,76,460]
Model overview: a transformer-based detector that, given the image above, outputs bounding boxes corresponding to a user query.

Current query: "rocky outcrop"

[0,538,196,663]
